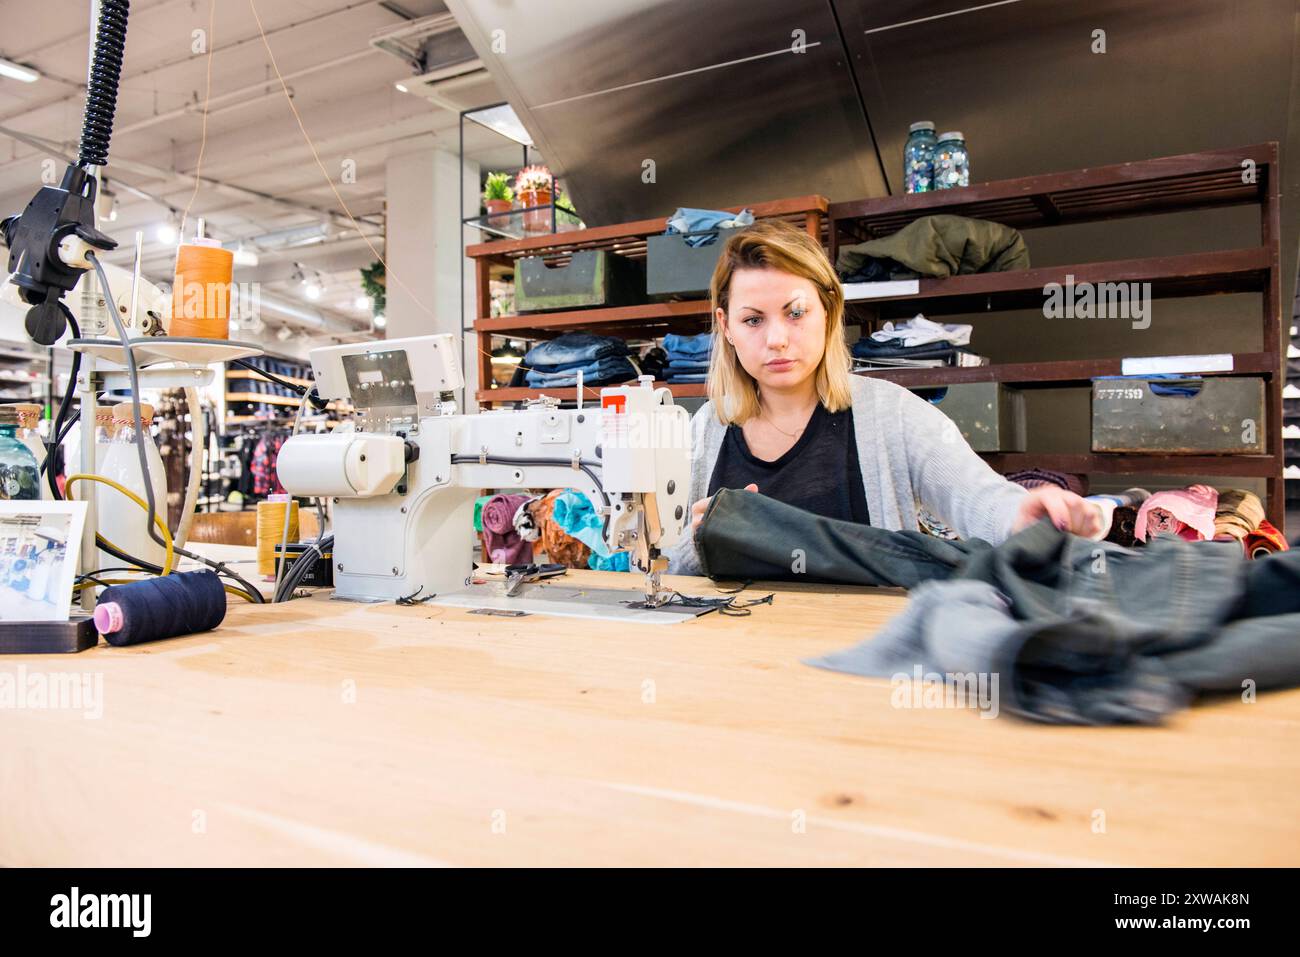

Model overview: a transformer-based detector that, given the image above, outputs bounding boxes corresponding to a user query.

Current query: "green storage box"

[515,249,646,313]
[646,228,741,300]
[1091,377,1266,453]
[912,382,1026,452]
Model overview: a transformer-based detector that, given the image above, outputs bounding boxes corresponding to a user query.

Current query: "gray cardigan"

[663,375,1028,576]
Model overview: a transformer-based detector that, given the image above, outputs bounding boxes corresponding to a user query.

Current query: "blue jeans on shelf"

[666,358,711,373]
[525,356,637,388]
[524,333,630,367]
[665,372,708,384]
[663,332,712,358]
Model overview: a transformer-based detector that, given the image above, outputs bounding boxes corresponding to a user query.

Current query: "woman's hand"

[1012,486,1105,538]
[690,483,759,532]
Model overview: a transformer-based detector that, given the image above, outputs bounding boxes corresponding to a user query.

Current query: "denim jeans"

[524,333,630,367]
[695,487,985,587]
[666,358,711,372]
[665,372,708,384]
[524,356,637,388]
[697,489,1300,725]
[663,332,713,358]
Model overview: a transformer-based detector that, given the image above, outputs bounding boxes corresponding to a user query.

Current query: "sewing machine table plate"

[430,579,709,624]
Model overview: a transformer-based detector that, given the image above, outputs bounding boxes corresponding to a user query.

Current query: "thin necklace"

[760,403,813,439]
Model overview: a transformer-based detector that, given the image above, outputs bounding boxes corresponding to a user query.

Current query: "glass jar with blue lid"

[903,121,937,193]
[0,406,40,500]
[934,132,970,189]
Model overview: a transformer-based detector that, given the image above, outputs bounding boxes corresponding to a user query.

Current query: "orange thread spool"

[171,241,235,339]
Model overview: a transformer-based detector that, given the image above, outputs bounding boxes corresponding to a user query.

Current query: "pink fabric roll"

[482,493,535,564]
[1134,485,1219,542]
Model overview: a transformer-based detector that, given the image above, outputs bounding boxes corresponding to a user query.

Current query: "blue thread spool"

[93,570,227,646]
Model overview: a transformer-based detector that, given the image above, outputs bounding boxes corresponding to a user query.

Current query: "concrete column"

[383,148,480,407]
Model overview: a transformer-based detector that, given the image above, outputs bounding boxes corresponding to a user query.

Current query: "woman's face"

[719,267,826,392]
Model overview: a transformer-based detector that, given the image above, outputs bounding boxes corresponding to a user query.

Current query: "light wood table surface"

[3,565,1298,867]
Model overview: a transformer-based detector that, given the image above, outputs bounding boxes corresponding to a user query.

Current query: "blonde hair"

[705,219,853,424]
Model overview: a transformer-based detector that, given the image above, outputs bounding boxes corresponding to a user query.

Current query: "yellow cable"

[65,474,175,575]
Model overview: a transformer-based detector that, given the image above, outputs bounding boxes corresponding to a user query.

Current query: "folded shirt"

[665,208,754,247]
[870,315,972,348]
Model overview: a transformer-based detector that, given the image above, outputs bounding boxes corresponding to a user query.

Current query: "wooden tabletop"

[3,568,1298,867]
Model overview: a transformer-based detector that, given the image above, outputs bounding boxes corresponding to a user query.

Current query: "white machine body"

[277,335,692,603]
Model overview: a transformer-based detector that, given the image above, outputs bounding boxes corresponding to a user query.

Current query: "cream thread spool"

[256,496,299,577]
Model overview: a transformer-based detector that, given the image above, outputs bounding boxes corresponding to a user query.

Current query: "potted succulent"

[482,172,514,219]
[514,164,554,233]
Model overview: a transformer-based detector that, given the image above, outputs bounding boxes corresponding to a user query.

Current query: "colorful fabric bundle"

[1134,485,1218,542]
[531,490,591,568]
[1244,520,1288,559]
[481,493,535,564]
[1213,488,1266,542]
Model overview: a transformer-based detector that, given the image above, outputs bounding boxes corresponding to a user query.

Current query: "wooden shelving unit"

[831,142,1286,528]
[467,195,828,406]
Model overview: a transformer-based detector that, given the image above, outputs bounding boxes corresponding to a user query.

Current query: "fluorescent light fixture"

[0,58,40,83]
[464,103,532,146]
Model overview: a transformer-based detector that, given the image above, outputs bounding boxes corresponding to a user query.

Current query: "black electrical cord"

[274,533,333,603]
[79,0,130,169]
[42,306,81,497]
[230,358,328,411]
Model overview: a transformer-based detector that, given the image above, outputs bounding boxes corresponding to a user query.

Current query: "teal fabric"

[588,551,631,572]
[552,490,612,557]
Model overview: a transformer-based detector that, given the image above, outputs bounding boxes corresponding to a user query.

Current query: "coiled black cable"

[79,0,130,168]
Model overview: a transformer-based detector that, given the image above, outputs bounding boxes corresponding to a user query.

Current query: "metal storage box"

[913,382,1027,452]
[646,228,741,300]
[515,249,646,313]
[1091,377,1266,453]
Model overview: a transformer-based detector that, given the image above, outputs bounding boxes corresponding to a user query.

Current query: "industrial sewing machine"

[276,335,693,609]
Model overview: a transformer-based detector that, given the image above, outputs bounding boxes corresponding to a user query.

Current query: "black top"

[707,404,870,524]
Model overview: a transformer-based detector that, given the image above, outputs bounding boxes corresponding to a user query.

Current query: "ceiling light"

[0,58,40,83]
[394,81,409,93]
[304,282,322,300]
[354,295,371,310]
[373,314,387,329]
[276,325,293,342]
[156,221,177,245]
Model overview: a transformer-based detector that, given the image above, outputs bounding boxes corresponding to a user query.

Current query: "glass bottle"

[98,401,168,567]
[934,132,970,189]
[6,403,49,499]
[0,406,40,501]
[903,121,937,193]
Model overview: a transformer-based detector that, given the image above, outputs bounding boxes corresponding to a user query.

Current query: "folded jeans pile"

[522,333,638,388]
[663,332,712,384]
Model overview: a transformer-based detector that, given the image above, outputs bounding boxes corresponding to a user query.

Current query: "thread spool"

[170,237,234,339]
[94,570,227,646]
[256,496,299,576]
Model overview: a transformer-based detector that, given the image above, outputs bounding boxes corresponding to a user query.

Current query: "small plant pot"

[484,198,512,219]
[518,188,552,234]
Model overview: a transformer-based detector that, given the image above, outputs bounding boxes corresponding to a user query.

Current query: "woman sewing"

[664,220,1101,576]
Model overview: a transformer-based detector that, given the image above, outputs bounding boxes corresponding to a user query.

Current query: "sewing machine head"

[278,335,692,605]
